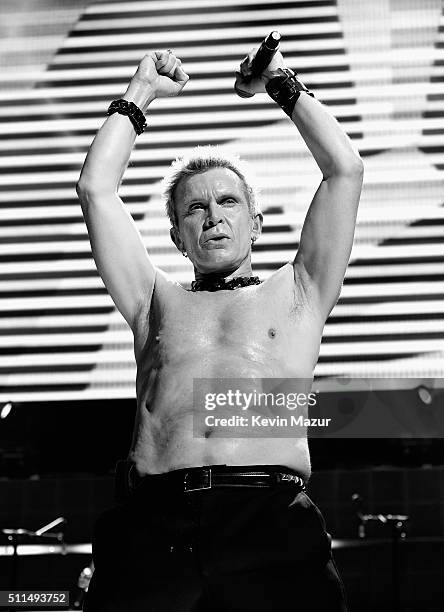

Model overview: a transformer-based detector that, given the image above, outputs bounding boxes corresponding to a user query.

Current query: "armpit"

[292,262,324,321]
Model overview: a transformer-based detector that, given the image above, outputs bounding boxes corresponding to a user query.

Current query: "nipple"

[268,328,277,339]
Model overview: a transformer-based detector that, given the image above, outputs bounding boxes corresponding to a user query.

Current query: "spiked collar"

[190,275,261,292]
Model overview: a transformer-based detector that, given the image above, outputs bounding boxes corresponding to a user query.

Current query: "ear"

[170,226,185,254]
[251,213,263,243]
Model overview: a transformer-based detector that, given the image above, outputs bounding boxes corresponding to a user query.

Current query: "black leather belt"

[182,467,306,493]
[116,462,306,501]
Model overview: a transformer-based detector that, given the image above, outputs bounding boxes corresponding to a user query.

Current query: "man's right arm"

[76,51,189,330]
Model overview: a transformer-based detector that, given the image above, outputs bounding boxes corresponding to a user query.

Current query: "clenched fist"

[124,50,189,112]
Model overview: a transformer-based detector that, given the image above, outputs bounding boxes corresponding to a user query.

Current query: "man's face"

[172,168,261,274]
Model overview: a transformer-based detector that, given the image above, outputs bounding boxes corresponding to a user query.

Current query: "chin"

[196,253,240,274]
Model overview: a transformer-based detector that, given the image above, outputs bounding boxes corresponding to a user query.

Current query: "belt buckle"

[184,467,212,493]
[276,472,306,490]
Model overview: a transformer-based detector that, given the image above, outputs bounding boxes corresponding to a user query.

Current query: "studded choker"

[190,276,261,292]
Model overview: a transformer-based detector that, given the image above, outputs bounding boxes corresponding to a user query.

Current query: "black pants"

[84,466,347,611]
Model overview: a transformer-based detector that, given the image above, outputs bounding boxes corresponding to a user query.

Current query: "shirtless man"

[78,46,363,612]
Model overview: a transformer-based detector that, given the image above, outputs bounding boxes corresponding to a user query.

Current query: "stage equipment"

[1,517,67,589]
[72,560,94,609]
[0,402,12,420]
[352,494,409,612]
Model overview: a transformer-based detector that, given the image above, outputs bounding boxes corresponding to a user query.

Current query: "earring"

[182,250,188,258]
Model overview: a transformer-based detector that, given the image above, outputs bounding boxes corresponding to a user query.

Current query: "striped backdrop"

[1,0,444,402]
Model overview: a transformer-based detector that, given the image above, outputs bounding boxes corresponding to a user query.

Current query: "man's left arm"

[236,50,363,322]
[290,92,364,322]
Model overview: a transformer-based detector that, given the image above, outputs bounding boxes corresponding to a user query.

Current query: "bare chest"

[134,270,322,377]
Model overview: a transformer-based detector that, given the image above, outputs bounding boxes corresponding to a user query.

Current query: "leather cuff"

[265,68,314,117]
[107,99,147,135]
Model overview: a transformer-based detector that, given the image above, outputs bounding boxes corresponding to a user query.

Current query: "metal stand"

[2,517,66,590]
[352,494,409,612]
[72,561,94,609]
[391,518,408,612]
[8,532,19,589]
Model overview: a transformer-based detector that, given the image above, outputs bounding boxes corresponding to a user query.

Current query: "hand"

[234,48,286,98]
[124,50,189,111]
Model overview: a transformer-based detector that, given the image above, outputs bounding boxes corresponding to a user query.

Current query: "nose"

[204,200,223,228]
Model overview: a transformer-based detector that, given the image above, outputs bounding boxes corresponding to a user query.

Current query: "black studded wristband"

[107,99,147,135]
[265,68,315,117]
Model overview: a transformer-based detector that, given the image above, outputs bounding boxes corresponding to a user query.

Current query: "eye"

[188,202,204,211]
[222,197,237,205]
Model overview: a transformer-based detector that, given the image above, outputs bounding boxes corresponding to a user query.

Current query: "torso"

[130,263,324,480]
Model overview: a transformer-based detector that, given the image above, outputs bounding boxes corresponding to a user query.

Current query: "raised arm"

[235,48,363,322]
[76,51,189,329]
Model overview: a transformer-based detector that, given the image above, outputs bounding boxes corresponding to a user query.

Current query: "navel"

[268,328,277,339]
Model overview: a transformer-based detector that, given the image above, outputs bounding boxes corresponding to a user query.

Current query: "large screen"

[1,0,443,402]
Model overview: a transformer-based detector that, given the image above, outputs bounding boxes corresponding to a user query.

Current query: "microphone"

[235,31,281,99]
